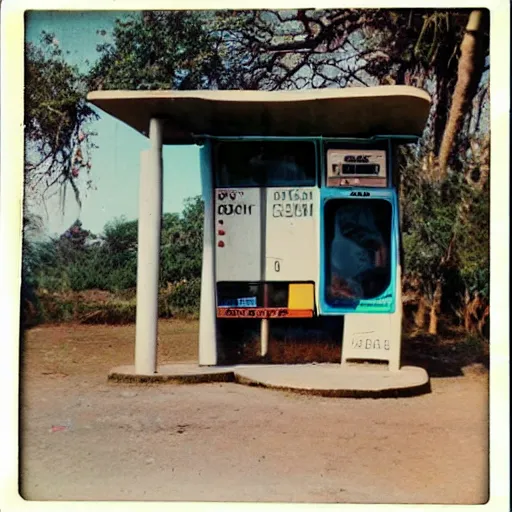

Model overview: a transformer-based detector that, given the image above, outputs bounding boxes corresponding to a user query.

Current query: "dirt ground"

[19,320,489,504]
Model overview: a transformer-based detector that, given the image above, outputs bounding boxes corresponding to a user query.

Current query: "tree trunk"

[478,305,490,339]
[414,295,428,330]
[464,290,489,336]
[438,10,488,177]
[428,279,443,335]
[463,288,473,332]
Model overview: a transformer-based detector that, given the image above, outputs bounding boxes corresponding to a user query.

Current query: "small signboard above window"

[327,149,387,188]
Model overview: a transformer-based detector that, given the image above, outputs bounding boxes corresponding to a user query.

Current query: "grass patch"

[31,283,200,326]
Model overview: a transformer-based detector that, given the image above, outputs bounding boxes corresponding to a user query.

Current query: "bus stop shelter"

[87,86,431,397]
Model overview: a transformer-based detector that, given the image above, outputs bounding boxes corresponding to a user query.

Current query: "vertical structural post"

[135,118,163,375]
[388,265,403,372]
[199,141,217,365]
[260,188,269,357]
[260,318,269,357]
[260,284,269,358]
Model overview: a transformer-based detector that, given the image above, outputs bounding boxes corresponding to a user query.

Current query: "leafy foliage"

[22,196,204,324]
[399,132,490,334]
[402,177,459,296]
[160,197,203,283]
[455,183,489,299]
[88,11,225,90]
[25,33,98,205]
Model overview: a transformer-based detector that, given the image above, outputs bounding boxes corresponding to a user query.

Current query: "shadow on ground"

[402,332,489,377]
[217,317,488,378]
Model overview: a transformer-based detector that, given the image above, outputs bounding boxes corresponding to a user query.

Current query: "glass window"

[215,141,316,188]
[324,199,392,302]
[217,282,289,308]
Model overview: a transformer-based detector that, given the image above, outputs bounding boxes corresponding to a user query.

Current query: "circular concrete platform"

[109,363,234,384]
[109,363,430,398]
[233,364,430,398]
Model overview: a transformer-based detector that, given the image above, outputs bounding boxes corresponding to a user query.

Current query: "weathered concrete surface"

[109,363,235,384]
[233,364,430,398]
[109,363,430,398]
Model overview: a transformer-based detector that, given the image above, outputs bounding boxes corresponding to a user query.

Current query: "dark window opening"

[214,141,316,188]
[324,199,392,302]
[217,282,290,308]
[331,163,380,176]
[341,163,380,175]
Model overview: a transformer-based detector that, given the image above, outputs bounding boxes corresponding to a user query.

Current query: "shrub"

[77,301,137,324]
[160,278,201,318]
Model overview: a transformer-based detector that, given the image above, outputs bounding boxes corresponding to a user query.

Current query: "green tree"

[399,128,489,335]
[100,217,139,291]
[20,213,46,326]
[400,161,462,333]
[25,32,98,206]
[213,9,489,152]
[88,11,226,91]
[103,217,138,257]
[452,135,490,336]
[160,196,204,285]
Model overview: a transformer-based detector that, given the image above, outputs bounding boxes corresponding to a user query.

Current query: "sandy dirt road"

[19,322,488,504]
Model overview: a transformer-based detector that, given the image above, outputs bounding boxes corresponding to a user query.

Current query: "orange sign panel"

[217,307,313,319]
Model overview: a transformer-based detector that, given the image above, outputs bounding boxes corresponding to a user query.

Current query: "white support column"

[260,319,269,357]
[135,118,163,375]
[198,141,217,366]
[260,189,269,357]
[341,265,403,371]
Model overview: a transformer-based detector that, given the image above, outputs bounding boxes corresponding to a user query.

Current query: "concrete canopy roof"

[87,86,431,144]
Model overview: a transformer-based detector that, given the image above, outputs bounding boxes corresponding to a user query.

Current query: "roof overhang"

[86,86,431,145]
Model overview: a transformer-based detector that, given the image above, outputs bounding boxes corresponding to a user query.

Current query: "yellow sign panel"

[288,283,315,310]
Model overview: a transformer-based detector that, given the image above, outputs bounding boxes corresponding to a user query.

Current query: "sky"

[25,11,202,238]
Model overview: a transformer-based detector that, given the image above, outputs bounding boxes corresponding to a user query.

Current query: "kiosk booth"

[88,86,431,383]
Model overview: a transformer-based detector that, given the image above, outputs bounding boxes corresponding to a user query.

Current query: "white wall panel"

[265,187,319,282]
[215,186,320,286]
[215,188,261,281]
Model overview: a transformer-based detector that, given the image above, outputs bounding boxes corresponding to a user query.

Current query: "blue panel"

[218,297,258,308]
[319,188,399,315]
[199,140,213,202]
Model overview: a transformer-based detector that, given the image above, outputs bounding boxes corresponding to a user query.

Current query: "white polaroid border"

[1,1,509,512]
